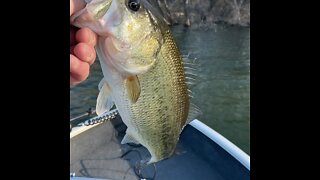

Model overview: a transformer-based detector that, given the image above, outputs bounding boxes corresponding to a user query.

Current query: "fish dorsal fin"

[96,82,114,116]
[121,133,140,145]
[125,75,141,103]
[186,103,202,124]
[183,55,200,90]
[142,0,169,32]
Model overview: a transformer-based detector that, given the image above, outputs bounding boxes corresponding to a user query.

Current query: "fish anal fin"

[121,133,140,145]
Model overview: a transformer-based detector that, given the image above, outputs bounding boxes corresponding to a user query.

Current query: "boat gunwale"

[189,119,250,170]
[70,117,250,171]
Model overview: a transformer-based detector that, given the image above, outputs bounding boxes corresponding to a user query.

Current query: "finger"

[73,43,96,65]
[70,45,75,54]
[70,54,90,82]
[70,25,79,46]
[76,27,98,46]
[70,75,80,85]
[70,0,86,16]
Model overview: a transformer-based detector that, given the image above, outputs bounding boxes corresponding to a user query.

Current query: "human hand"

[70,0,98,85]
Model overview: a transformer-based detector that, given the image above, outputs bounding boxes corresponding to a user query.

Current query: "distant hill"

[154,0,250,27]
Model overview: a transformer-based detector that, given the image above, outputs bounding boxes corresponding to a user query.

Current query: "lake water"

[70,24,250,155]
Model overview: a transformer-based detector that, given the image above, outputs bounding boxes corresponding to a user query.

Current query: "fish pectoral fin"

[96,82,114,116]
[121,134,140,145]
[186,103,202,124]
[98,78,105,90]
[125,75,141,103]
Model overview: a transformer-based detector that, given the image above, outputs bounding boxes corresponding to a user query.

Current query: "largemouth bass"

[71,0,200,164]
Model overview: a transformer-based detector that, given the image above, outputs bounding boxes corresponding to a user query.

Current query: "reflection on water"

[70,24,250,154]
[172,25,250,154]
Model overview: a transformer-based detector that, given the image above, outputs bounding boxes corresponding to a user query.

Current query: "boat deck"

[70,116,249,180]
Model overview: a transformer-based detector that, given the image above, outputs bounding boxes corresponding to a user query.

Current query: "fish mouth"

[71,0,123,34]
[90,0,113,20]
[107,0,124,26]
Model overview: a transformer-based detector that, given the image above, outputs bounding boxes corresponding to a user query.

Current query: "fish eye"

[127,0,140,12]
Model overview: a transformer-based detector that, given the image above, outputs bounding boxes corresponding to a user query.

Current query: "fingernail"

[88,30,96,45]
[89,34,95,45]
[87,51,94,63]
[87,53,92,61]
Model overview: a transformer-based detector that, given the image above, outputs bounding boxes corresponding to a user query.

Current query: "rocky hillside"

[155,0,250,27]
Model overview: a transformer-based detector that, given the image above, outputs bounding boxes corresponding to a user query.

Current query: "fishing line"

[120,148,157,180]
[71,108,156,179]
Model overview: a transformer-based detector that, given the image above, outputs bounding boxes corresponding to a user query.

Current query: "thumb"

[70,0,86,16]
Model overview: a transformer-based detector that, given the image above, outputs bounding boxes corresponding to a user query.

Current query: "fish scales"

[118,29,189,163]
